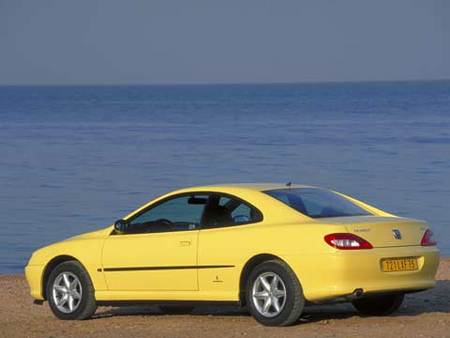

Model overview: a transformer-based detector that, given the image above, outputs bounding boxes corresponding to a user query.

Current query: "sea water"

[0,81,449,272]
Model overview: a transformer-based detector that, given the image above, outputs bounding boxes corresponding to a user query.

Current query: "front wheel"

[352,294,404,316]
[46,260,97,320]
[246,259,304,326]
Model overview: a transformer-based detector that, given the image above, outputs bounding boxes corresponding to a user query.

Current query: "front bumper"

[24,264,45,300]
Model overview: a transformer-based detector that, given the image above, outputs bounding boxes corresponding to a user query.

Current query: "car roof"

[180,183,315,192]
[123,183,317,223]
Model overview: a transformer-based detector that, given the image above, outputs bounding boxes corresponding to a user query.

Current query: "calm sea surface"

[0,81,449,273]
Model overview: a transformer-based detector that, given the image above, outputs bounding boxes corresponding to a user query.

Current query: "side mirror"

[114,219,129,233]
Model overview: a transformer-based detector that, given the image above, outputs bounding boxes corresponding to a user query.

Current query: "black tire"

[46,260,97,320]
[159,305,195,314]
[245,259,304,326]
[352,294,404,316]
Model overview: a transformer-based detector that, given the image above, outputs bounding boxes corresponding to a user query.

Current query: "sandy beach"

[1,258,449,338]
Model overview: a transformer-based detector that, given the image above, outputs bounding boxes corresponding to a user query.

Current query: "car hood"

[27,226,112,266]
[63,227,112,242]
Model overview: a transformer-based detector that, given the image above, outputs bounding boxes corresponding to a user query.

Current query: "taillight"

[421,229,437,246]
[324,233,373,250]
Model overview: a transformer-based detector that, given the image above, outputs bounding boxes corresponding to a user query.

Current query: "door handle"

[179,240,191,247]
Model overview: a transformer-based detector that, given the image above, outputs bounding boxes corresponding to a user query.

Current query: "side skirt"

[96,300,241,307]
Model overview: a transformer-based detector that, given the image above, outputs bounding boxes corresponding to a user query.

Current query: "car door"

[102,194,207,291]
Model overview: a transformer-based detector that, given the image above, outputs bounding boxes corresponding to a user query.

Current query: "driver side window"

[126,195,207,234]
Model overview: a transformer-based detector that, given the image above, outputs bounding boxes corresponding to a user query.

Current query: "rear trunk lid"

[322,216,428,248]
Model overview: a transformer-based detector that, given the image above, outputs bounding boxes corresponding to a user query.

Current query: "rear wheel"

[246,260,304,326]
[352,294,404,316]
[46,260,97,320]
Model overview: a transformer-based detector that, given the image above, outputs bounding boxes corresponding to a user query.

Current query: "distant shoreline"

[1,78,450,88]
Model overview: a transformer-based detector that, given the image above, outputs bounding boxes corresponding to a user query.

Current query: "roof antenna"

[286,181,292,188]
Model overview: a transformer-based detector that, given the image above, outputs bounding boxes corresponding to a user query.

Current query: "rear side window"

[265,188,371,218]
[201,194,262,228]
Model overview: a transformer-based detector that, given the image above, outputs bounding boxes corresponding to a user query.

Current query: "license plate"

[381,257,418,272]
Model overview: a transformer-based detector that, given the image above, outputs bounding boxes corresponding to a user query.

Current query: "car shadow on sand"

[92,280,450,323]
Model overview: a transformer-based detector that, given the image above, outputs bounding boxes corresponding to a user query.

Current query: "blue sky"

[1,0,449,85]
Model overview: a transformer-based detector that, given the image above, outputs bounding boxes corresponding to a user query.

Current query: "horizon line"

[0,77,449,88]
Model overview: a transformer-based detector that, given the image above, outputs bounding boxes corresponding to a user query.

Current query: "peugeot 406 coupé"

[25,184,439,326]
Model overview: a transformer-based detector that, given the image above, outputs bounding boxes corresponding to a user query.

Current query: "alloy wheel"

[251,272,287,318]
[52,272,83,313]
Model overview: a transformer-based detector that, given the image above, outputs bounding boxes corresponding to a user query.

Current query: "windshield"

[265,188,372,218]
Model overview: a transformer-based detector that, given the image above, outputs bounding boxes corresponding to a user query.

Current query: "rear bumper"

[295,245,439,302]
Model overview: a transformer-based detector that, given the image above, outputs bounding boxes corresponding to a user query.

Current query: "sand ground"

[1,258,449,338]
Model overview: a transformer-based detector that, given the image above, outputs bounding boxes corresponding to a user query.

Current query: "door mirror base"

[114,219,129,233]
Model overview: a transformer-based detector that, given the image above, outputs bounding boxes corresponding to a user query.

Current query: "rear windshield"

[265,188,371,218]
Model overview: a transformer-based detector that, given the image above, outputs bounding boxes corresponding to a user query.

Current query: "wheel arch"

[41,255,86,299]
[239,253,291,306]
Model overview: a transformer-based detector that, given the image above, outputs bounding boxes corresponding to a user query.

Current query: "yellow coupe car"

[25,183,439,326]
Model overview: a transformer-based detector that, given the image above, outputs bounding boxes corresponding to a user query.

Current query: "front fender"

[25,232,108,300]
